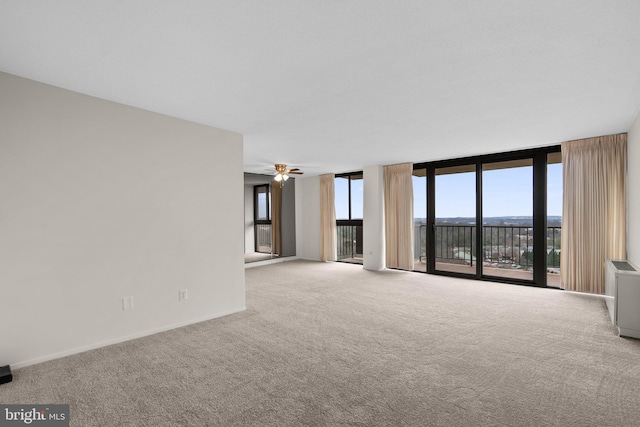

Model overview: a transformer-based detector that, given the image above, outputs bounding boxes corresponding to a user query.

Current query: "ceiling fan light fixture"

[272,163,303,186]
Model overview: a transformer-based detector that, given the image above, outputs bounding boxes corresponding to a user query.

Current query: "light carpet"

[2,260,640,426]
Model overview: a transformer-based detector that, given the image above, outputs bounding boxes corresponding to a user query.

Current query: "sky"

[335,177,363,219]
[334,164,562,220]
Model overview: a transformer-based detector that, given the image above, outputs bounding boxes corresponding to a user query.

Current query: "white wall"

[295,176,321,260]
[0,72,245,368]
[244,185,255,253]
[363,165,385,270]
[628,111,640,266]
[295,170,386,267]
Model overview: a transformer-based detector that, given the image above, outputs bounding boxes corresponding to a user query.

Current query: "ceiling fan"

[273,163,303,184]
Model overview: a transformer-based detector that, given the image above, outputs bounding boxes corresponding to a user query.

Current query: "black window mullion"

[476,162,483,280]
[426,164,436,274]
[533,151,547,287]
[348,176,352,220]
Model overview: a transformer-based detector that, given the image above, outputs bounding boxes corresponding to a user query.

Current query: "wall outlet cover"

[122,296,134,310]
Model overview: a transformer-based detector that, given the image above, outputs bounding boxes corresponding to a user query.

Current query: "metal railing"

[436,224,476,266]
[415,224,427,262]
[337,224,363,262]
[483,225,532,268]
[255,223,272,253]
[412,224,561,269]
[546,226,561,268]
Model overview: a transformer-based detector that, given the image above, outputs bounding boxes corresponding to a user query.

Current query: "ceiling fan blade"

[288,171,304,175]
[287,168,300,172]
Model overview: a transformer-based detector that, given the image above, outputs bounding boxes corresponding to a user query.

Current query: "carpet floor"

[2,260,640,426]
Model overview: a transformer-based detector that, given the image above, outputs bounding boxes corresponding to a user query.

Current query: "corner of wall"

[363,165,386,271]
[627,110,640,266]
[295,176,321,261]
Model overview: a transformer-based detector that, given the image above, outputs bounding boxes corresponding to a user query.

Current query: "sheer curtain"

[384,163,414,270]
[561,133,627,294]
[271,182,282,256]
[320,174,336,261]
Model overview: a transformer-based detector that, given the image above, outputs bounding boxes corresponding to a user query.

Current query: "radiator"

[605,259,640,339]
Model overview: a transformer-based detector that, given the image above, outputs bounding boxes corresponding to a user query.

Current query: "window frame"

[413,145,561,287]
[253,184,272,253]
[335,171,364,263]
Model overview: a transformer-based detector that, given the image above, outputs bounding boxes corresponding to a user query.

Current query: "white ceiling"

[2,1,640,176]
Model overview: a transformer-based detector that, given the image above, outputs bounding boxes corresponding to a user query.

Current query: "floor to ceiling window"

[335,172,363,264]
[254,184,272,254]
[413,168,427,272]
[482,159,533,281]
[434,164,478,276]
[412,145,561,287]
[546,152,563,287]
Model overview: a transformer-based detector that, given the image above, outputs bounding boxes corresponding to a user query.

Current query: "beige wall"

[628,110,640,266]
[363,165,385,270]
[0,72,245,368]
[295,176,321,260]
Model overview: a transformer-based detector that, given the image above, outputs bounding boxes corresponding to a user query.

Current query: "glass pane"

[255,223,272,253]
[336,224,363,264]
[435,165,476,275]
[413,168,427,272]
[547,152,562,287]
[482,159,533,281]
[256,186,269,221]
[335,177,350,220]
[350,174,364,220]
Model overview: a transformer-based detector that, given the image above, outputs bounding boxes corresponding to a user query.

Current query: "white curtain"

[320,174,337,261]
[561,133,627,294]
[384,163,414,270]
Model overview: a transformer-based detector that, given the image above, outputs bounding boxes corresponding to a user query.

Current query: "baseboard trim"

[245,256,300,268]
[11,306,246,370]
[561,290,608,299]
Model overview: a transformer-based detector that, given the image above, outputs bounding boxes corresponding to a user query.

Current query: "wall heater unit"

[605,259,640,339]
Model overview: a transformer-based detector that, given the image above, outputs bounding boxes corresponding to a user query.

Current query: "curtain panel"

[384,163,414,270]
[561,133,627,294]
[271,182,282,256]
[320,174,337,261]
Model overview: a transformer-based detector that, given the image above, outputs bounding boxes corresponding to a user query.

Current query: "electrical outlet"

[122,296,134,311]
[179,289,188,301]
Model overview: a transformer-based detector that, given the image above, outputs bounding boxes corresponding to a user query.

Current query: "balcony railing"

[337,224,363,263]
[256,223,272,253]
[436,224,476,266]
[413,224,561,269]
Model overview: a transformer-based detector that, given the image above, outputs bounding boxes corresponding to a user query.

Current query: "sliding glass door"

[417,146,560,287]
[434,164,477,276]
[482,159,533,281]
